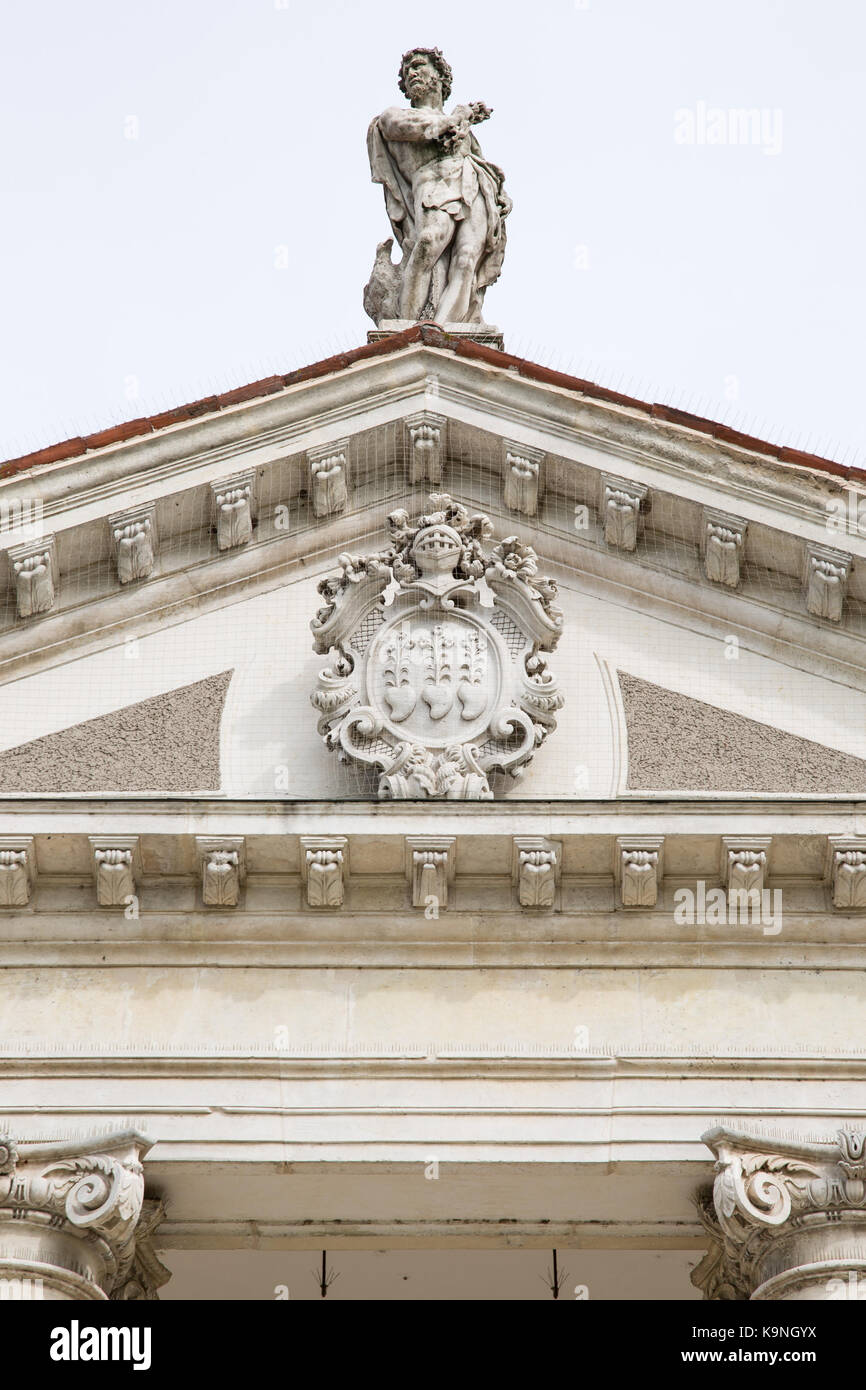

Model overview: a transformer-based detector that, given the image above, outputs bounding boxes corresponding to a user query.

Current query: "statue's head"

[398,47,453,105]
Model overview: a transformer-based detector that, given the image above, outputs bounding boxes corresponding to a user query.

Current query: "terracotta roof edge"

[0,328,855,488]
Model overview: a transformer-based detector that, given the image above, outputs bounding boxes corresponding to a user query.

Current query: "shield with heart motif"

[310,494,564,798]
[369,615,501,745]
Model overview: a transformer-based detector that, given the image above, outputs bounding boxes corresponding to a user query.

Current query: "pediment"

[1,336,864,800]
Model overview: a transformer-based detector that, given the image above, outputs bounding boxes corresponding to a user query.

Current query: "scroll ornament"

[0,1139,147,1295]
[310,495,564,799]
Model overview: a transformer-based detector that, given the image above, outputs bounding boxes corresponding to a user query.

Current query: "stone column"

[693,1125,866,1301]
[0,1129,169,1300]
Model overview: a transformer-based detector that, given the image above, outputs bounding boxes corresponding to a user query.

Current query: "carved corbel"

[300,836,347,908]
[406,836,456,912]
[0,837,35,907]
[702,508,746,588]
[196,836,245,907]
[405,412,446,484]
[89,836,141,909]
[721,837,771,899]
[512,836,560,910]
[9,534,58,617]
[211,470,256,550]
[825,836,866,909]
[503,441,544,517]
[804,542,851,621]
[600,474,647,551]
[109,503,158,584]
[615,836,664,908]
[308,439,350,518]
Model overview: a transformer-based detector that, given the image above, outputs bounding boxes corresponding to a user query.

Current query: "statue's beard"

[408,76,440,105]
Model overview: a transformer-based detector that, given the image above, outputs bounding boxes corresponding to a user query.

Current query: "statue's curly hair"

[398,47,453,101]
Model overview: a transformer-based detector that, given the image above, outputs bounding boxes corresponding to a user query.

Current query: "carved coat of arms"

[310,495,564,799]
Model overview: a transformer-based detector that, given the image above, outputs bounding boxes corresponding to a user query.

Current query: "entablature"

[4,1053,866,1254]
[0,800,865,964]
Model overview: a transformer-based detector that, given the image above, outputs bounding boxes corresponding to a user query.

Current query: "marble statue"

[364,47,511,328]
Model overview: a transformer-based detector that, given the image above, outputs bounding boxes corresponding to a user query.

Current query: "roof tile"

[0,329,848,491]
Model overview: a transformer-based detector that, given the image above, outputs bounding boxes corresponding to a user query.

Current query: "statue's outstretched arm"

[378,107,454,143]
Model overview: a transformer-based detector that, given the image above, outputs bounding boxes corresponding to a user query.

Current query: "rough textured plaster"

[619,669,866,792]
[0,670,232,792]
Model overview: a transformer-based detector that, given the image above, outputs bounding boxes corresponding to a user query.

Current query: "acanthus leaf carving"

[703,508,746,588]
[405,412,445,484]
[197,837,245,907]
[0,1130,155,1299]
[804,542,851,622]
[406,836,455,911]
[690,1192,751,1302]
[0,837,35,907]
[513,837,560,910]
[601,474,647,552]
[503,441,544,517]
[89,836,140,909]
[109,504,158,583]
[308,440,350,518]
[211,471,255,550]
[9,535,58,617]
[617,837,663,908]
[309,494,563,799]
[301,836,347,908]
[110,1197,171,1301]
[826,837,866,909]
[698,1126,866,1299]
[722,837,771,901]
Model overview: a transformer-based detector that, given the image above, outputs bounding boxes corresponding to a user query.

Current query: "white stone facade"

[0,336,864,1299]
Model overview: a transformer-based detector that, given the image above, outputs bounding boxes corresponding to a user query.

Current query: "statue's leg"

[434,198,487,324]
[400,211,453,320]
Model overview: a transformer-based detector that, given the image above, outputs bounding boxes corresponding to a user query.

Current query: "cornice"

[0,813,861,964]
[428,364,854,540]
[1,346,864,697]
[5,344,852,521]
[6,344,856,552]
[0,811,861,967]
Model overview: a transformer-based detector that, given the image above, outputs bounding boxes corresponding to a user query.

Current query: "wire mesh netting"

[2,414,865,799]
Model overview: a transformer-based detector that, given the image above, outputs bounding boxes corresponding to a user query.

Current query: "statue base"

[367,320,504,351]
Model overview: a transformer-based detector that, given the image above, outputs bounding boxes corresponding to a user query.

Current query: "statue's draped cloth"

[367,117,512,320]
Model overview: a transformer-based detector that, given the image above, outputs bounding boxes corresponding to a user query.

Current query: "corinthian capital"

[694,1125,866,1300]
[0,1128,161,1300]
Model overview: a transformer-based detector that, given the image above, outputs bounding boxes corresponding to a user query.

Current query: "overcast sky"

[2,0,863,463]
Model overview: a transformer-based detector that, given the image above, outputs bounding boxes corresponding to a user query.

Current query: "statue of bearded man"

[364,47,512,327]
